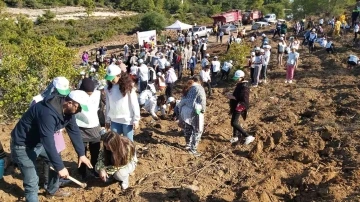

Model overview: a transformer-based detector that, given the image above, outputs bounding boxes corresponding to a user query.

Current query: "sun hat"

[68,90,89,112]
[167,97,175,104]
[233,70,245,80]
[104,64,121,81]
[52,77,71,96]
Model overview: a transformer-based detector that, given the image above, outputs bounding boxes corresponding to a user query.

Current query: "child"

[167,97,181,120]
[96,132,138,190]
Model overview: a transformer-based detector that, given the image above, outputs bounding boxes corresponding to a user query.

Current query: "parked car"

[192,26,211,38]
[251,22,270,30]
[220,24,238,35]
[263,13,277,23]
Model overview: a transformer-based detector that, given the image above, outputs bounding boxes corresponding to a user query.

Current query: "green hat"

[68,90,89,112]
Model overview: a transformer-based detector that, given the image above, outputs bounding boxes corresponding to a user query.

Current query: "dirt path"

[4,6,137,21]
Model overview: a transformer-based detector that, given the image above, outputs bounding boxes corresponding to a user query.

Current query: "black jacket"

[11,95,85,171]
[229,81,250,119]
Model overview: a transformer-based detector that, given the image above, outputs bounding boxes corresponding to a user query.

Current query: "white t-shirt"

[130,65,139,75]
[138,64,149,81]
[203,43,207,50]
[263,51,271,65]
[159,58,167,70]
[349,55,359,63]
[211,60,221,72]
[319,19,324,24]
[287,52,300,65]
[200,70,211,82]
[222,62,233,72]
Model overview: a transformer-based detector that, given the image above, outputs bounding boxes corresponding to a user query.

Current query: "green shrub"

[139,11,167,33]
[221,43,251,70]
[0,37,77,119]
[43,9,56,20]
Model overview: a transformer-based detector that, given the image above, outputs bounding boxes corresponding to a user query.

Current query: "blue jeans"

[111,121,134,142]
[11,142,59,202]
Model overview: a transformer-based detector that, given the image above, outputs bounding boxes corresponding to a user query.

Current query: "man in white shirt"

[124,43,129,61]
[200,40,207,59]
[285,48,300,84]
[211,56,221,86]
[220,60,233,80]
[354,23,359,42]
[158,54,167,72]
[137,59,149,93]
[200,65,212,96]
[130,62,139,76]
[347,54,359,69]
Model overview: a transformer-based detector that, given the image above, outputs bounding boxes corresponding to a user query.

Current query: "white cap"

[104,64,121,81]
[52,77,70,96]
[138,59,144,64]
[260,49,265,53]
[251,52,255,56]
[255,47,261,51]
[233,70,245,80]
[214,56,218,59]
[90,67,96,72]
[165,61,171,67]
[205,53,210,57]
[68,90,89,112]
[167,97,175,103]
[262,33,266,37]
[281,34,285,37]
[280,37,284,41]
[229,60,233,64]
[157,72,162,76]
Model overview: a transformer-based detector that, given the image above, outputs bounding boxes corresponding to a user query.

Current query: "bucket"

[0,158,5,179]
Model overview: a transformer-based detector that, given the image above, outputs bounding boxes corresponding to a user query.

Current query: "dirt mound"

[1,24,360,202]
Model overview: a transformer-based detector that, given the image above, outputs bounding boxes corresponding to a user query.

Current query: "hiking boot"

[46,189,71,198]
[244,136,255,145]
[230,137,239,143]
[188,150,201,157]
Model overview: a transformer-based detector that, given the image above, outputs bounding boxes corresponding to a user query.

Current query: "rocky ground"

[1,24,360,202]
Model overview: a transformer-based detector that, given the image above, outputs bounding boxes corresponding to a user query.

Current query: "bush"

[0,37,77,119]
[139,11,167,33]
[221,43,251,71]
[43,10,56,20]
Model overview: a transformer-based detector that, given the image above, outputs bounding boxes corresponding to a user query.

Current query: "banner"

[137,30,156,46]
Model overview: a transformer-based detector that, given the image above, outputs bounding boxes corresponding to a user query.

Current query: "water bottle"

[0,158,5,179]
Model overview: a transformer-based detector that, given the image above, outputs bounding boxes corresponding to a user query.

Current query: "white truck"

[192,26,211,38]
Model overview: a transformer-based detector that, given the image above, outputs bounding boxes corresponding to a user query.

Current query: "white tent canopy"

[165,20,193,30]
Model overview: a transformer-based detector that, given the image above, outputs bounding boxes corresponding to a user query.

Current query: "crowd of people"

[4,6,360,201]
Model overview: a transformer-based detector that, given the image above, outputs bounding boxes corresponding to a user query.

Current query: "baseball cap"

[138,59,144,64]
[251,52,255,56]
[255,47,261,51]
[262,33,266,37]
[280,37,284,41]
[68,90,89,112]
[205,53,210,57]
[157,72,162,76]
[104,64,121,81]
[52,77,70,96]
[214,56,218,59]
[229,60,233,64]
[260,49,265,53]
[167,97,175,104]
[233,70,245,80]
